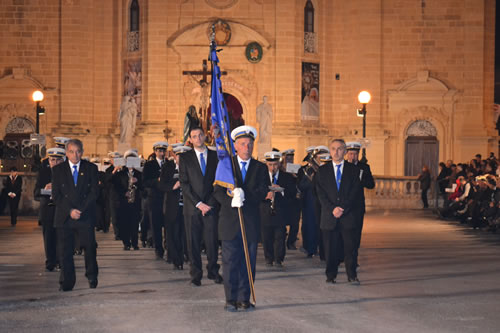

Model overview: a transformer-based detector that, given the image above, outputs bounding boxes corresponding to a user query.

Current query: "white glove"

[231,188,245,208]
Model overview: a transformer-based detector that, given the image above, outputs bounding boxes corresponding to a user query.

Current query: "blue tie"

[72,165,78,186]
[241,161,247,182]
[273,175,277,184]
[336,164,341,190]
[200,153,206,176]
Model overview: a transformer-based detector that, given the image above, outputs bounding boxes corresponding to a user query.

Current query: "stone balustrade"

[365,176,435,209]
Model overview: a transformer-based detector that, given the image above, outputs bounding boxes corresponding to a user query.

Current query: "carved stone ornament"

[6,117,35,134]
[406,120,437,137]
[207,19,231,46]
[205,0,238,9]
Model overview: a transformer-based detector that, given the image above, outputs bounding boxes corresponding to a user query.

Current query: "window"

[130,0,139,32]
[304,0,314,33]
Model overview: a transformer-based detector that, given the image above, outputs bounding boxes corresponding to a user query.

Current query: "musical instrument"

[268,185,284,216]
[125,169,137,203]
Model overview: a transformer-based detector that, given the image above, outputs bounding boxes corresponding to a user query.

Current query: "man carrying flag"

[209,40,268,311]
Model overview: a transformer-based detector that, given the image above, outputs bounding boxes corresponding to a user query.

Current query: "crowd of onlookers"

[435,153,500,233]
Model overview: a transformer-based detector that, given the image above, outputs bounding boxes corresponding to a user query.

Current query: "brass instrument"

[302,151,321,181]
[268,185,284,216]
[125,169,137,204]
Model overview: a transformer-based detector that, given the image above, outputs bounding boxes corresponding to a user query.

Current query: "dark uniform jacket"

[354,161,375,214]
[315,161,362,230]
[179,149,218,221]
[260,171,297,227]
[112,168,143,210]
[158,159,181,216]
[4,175,22,198]
[142,159,165,205]
[52,160,99,228]
[34,166,55,226]
[213,157,268,242]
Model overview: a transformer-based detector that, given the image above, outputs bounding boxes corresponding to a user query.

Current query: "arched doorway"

[404,120,439,178]
[2,117,37,172]
[207,92,245,132]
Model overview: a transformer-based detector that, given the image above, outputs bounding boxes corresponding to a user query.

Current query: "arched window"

[304,0,314,33]
[130,0,139,32]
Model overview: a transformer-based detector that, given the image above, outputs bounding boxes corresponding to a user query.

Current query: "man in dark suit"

[34,147,66,271]
[260,151,297,268]
[345,142,375,268]
[104,152,122,239]
[52,139,99,291]
[179,127,222,286]
[142,141,169,259]
[213,126,268,312]
[4,167,23,226]
[315,138,362,285]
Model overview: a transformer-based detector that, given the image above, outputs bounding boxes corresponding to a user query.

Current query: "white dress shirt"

[68,160,81,174]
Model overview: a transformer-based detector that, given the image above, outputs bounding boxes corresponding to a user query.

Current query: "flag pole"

[209,28,256,305]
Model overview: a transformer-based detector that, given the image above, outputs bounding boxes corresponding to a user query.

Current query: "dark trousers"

[286,202,301,247]
[119,203,140,248]
[149,199,164,256]
[103,192,112,232]
[8,197,20,225]
[221,233,257,302]
[301,207,318,255]
[96,201,106,231]
[140,198,152,243]
[108,193,119,237]
[57,220,98,290]
[186,212,220,281]
[421,188,429,208]
[354,213,365,267]
[166,205,185,266]
[322,224,357,280]
[42,223,58,269]
[261,224,286,264]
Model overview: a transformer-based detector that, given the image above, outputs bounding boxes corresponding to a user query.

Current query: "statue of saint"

[118,96,137,145]
[256,96,272,143]
[183,105,200,144]
[256,96,273,158]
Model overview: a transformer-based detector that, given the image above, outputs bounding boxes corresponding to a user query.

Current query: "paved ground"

[0,210,499,333]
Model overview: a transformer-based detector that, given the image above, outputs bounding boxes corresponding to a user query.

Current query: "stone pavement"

[1,210,500,333]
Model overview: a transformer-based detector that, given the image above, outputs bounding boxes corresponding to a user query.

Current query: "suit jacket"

[179,149,218,221]
[260,171,297,227]
[52,160,99,228]
[213,156,268,242]
[4,175,22,199]
[34,166,55,225]
[315,161,362,231]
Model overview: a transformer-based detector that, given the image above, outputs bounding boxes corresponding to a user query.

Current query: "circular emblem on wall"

[205,0,238,10]
[207,19,232,46]
[245,42,263,63]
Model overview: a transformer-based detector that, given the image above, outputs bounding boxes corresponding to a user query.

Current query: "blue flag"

[210,45,235,190]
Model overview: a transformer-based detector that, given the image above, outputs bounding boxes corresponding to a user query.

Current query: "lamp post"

[357,90,371,164]
[32,91,45,166]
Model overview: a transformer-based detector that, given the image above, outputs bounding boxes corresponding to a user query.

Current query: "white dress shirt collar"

[156,158,164,167]
[332,160,344,174]
[195,147,208,166]
[269,170,280,183]
[68,160,81,173]
[237,155,251,169]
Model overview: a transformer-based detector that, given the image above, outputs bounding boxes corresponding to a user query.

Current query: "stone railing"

[365,176,436,209]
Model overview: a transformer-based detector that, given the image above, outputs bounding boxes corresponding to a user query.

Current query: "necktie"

[200,153,206,176]
[72,165,78,186]
[273,174,277,184]
[241,161,247,182]
[336,164,342,190]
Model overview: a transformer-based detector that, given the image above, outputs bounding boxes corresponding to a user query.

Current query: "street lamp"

[357,90,371,163]
[32,90,45,134]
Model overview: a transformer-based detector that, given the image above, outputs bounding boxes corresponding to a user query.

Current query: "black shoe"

[326,277,336,284]
[133,246,139,251]
[237,301,255,311]
[89,279,98,289]
[287,244,297,250]
[224,300,238,312]
[142,241,147,248]
[214,274,223,284]
[191,279,201,287]
[348,277,360,285]
[165,258,172,264]
[114,236,120,241]
[155,252,164,260]
[173,264,183,270]
[275,261,284,269]
[59,286,72,292]
[46,265,56,272]
[123,246,130,251]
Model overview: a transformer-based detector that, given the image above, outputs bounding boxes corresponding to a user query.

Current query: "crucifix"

[182,59,227,135]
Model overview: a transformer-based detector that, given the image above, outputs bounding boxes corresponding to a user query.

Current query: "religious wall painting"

[245,42,263,63]
[123,59,142,120]
[301,62,319,120]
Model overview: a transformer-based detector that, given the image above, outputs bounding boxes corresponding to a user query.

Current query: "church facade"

[0,0,496,176]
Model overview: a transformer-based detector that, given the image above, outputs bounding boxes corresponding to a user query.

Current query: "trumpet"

[125,169,137,204]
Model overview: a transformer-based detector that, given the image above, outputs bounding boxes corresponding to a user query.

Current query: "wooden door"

[405,136,439,178]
